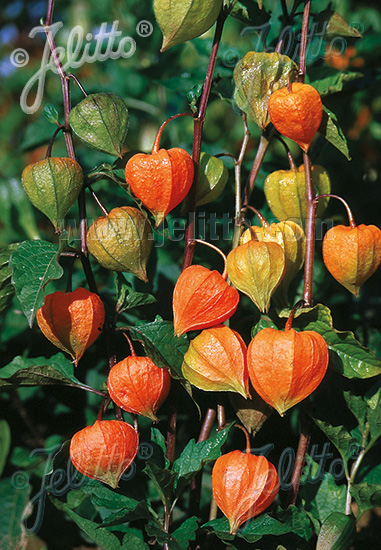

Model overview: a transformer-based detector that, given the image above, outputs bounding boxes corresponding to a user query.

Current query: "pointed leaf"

[173,423,233,480]
[115,274,156,314]
[343,391,367,428]
[307,67,362,97]
[0,244,19,316]
[314,473,347,523]
[319,107,351,160]
[366,384,381,442]
[314,10,362,38]
[312,418,356,466]
[10,240,64,327]
[127,316,189,379]
[316,512,356,550]
[143,462,177,509]
[0,353,96,392]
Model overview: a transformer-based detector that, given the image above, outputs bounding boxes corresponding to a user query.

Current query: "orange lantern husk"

[247,326,329,416]
[125,147,194,227]
[267,82,323,152]
[212,450,279,534]
[322,224,381,297]
[173,265,239,337]
[182,324,250,398]
[70,420,139,488]
[107,356,171,421]
[36,287,105,365]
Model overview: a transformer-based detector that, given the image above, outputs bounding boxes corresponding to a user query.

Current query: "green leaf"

[115,274,156,314]
[56,504,124,550]
[0,244,19,317]
[0,421,11,477]
[153,0,223,52]
[9,240,64,328]
[316,512,356,550]
[239,514,296,541]
[365,383,381,443]
[172,423,233,480]
[251,314,278,338]
[122,532,150,550]
[0,353,96,392]
[319,107,351,160]
[43,104,60,124]
[171,516,198,544]
[272,506,313,542]
[69,93,129,158]
[202,517,235,542]
[313,473,347,522]
[195,152,229,207]
[349,482,381,518]
[151,427,170,468]
[312,418,356,467]
[86,162,127,186]
[343,391,367,429]
[143,462,177,509]
[307,67,362,97]
[284,304,381,379]
[127,315,189,379]
[234,52,298,129]
[0,478,31,550]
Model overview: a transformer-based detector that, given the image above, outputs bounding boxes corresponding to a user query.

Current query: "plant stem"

[241,133,270,208]
[297,0,311,83]
[182,10,227,271]
[345,423,370,515]
[287,413,311,507]
[302,151,316,306]
[189,408,217,517]
[316,194,356,228]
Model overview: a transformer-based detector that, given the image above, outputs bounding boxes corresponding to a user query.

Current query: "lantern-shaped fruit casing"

[21,157,83,232]
[70,420,138,489]
[240,220,305,307]
[172,265,239,337]
[125,148,194,227]
[263,164,331,226]
[267,82,323,152]
[108,356,171,421]
[36,287,105,365]
[87,206,153,282]
[247,327,329,416]
[322,224,381,297]
[182,324,249,398]
[212,451,279,534]
[227,241,286,313]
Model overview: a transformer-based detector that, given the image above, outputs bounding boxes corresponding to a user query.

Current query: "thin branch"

[297,0,311,82]
[287,413,311,507]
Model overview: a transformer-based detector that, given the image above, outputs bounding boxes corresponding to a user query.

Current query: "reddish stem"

[244,205,269,228]
[234,424,251,454]
[297,0,311,82]
[287,413,311,507]
[285,299,306,331]
[88,186,109,217]
[123,332,137,357]
[242,133,271,207]
[192,238,228,279]
[151,113,193,154]
[316,194,356,228]
[45,126,63,159]
[182,10,227,271]
[302,151,316,307]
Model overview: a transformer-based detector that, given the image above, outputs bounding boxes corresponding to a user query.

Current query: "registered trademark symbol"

[136,20,153,37]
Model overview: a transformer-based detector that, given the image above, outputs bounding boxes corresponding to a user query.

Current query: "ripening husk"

[267,82,323,152]
[182,324,249,398]
[212,452,279,534]
[240,221,305,307]
[36,287,105,364]
[226,241,286,313]
[87,206,153,281]
[125,148,194,226]
[108,356,171,421]
[322,224,381,297]
[173,265,239,336]
[247,327,329,416]
[263,164,331,225]
[70,420,138,488]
